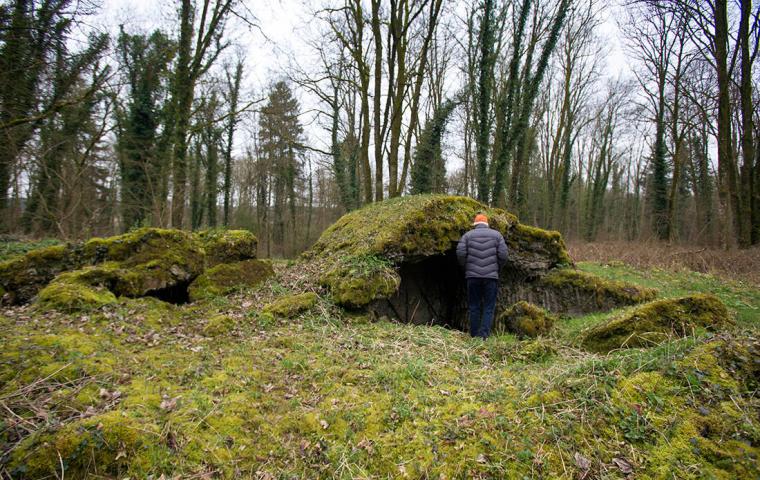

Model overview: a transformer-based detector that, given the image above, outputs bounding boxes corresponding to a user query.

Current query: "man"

[456,213,508,339]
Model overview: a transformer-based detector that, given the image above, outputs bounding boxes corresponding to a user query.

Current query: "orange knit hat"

[473,214,488,225]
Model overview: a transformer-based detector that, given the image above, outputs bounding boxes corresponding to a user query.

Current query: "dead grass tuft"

[568,241,760,287]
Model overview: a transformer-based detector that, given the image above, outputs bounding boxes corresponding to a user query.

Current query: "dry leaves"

[612,457,634,474]
[574,452,591,478]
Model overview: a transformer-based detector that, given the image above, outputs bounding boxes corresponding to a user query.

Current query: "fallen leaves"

[574,452,591,479]
[611,457,634,475]
[159,396,180,411]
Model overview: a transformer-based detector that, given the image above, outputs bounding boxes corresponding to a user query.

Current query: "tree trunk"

[714,0,740,247]
[738,0,755,246]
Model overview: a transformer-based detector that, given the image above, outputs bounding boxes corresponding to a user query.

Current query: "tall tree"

[0,0,105,232]
[170,0,236,228]
[116,28,174,231]
[258,81,303,257]
[222,60,243,226]
[410,99,458,194]
[474,0,498,203]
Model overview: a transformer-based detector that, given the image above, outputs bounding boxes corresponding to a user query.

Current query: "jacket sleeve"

[456,233,468,267]
[497,234,508,268]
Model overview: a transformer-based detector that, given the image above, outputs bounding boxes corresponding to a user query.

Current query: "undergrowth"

[0,262,757,478]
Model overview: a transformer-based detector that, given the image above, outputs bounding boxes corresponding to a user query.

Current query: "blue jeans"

[467,278,498,338]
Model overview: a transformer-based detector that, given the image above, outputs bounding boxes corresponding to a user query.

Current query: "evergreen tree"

[258,81,303,257]
[116,28,174,231]
[411,99,458,194]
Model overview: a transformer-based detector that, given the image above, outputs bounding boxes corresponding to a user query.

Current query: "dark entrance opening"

[369,246,469,331]
[145,280,191,305]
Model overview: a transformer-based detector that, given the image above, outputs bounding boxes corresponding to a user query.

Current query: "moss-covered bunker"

[306,195,652,331]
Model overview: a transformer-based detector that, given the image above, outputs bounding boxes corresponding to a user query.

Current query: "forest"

[1,0,758,255]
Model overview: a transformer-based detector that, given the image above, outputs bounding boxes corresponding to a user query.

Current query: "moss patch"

[9,411,163,478]
[581,294,733,353]
[496,301,556,338]
[0,244,78,304]
[203,314,236,336]
[264,292,318,318]
[35,266,118,312]
[188,259,274,302]
[193,229,258,267]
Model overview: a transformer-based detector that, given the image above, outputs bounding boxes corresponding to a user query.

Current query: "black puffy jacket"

[456,224,508,279]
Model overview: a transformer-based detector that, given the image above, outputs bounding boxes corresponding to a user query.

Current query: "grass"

[1,261,758,478]
[577,261,760,325]
[0,238,61,262]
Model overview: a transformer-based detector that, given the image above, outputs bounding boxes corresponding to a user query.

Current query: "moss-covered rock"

[507,224,572,273]
[538,268,657,314]
[3,228,213,308]
[322,255,400,308]
[9,410,162,478]
[306,195,570,308]
[581,294,733,353]
[264,292,318,318]
[83,227,205,284]
[496,301,556,338]
[194,229,258,266]
[0,244,79,304]
[35,266,118,312]
[188,259,274,301]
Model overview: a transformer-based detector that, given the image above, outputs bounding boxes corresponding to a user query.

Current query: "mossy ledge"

[0,244,79,304]
[0,227,260,309]
[188,259,274,302]
[581,294,734,353]
[502,267,658,315]
[496,301,556,338]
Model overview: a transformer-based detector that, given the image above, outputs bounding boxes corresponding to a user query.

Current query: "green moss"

[35,267,118,312]
[2,228,211,307]
[203,314,236,336]
[83,227,198,263]
[264,292,318,318]
[307,195,568,307]
[678,338,760,394]
[188,259,274,301]
[509,223,572,267]
[9,410,163,478]
[0,244,79,304]
[194,228,258,266]
[322,255,400,308]
[496,301,556,338]
[82,228,205,295]
[581,294,733,353]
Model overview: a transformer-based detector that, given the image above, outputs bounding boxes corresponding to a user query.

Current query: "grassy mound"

[306,195,570,308]
[0,261,758,478]
[188,259,274,301]
[581,294,733,353]
[496,301,556,337]
[264,292,319,318]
